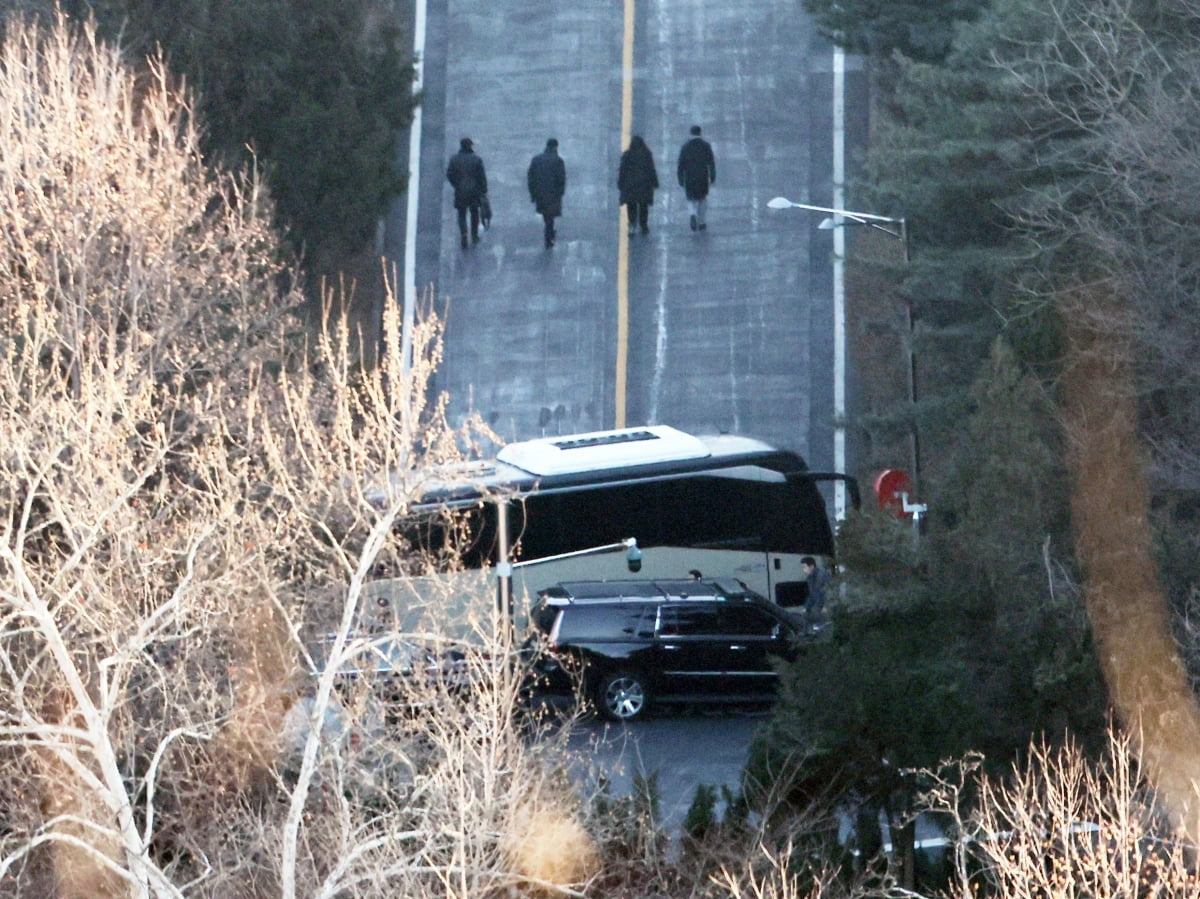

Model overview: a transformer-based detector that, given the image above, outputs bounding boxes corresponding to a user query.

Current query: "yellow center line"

[615,0,635,429]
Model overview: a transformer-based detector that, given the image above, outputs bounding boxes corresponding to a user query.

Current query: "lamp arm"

[511,537,639,569]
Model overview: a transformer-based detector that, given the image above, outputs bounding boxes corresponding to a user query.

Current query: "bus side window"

[519,486,665,559]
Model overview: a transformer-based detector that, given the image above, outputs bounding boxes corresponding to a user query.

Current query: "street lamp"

[768,196,919,519]
[767,197,908,261]
[493,523,642,638]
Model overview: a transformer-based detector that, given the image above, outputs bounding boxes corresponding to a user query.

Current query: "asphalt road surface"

[565,706,769,836]
[396,0,868,479]
[386,0,869,828]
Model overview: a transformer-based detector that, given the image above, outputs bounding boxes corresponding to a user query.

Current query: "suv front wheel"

[595,670,649,721]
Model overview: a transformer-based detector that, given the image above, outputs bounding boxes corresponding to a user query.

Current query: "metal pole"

[495,501,512,640]
[906,299,920,498]
[832,44,847,522]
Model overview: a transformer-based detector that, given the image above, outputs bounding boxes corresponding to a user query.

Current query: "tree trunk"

[1060,282,1200,841]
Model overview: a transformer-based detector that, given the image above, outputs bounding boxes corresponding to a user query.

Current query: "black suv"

[527,578,805,720]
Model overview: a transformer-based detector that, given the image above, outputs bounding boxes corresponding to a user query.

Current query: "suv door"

[653,603,737,696]
[715,604,795,694]
[547,603,657,678]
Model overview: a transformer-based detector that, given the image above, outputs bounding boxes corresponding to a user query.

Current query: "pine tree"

[58,0,416,265]
[802,0,989,62]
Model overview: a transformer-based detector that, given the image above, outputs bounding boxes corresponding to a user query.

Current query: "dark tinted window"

[556,604,652,642]
[512,474,834,560]
[531,603,561,636]
[719,605,783,637]
[401,471,835,567]
[658,604,725,637]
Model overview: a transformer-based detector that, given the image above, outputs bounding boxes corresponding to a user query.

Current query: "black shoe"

[641,225,649,234]
[460,233,468,249]
[698,222,707,231]
[689,214,697,231]
[545,238,554,248]
[472,232,480,244]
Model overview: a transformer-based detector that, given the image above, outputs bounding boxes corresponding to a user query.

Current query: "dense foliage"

[801,0,989,62]
[56,0,416,269]
[760,0,1200,862]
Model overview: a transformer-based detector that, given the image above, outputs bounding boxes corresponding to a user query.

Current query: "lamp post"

[494,531,642,639]
[767,196,918,517]
[767,197,908,260]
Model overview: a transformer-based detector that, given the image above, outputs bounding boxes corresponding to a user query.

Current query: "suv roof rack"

[540,577,753,604]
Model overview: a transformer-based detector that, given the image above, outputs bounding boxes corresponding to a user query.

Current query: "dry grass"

[504,800,601,892]
[918,727,1200,899]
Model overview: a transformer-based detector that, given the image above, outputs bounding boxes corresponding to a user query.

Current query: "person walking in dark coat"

[527,138,566,248]
[446,137,488,249]
[677,124,715,231]
[618,135,659,235]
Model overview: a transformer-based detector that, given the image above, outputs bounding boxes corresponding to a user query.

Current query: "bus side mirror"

[626,540,643,573]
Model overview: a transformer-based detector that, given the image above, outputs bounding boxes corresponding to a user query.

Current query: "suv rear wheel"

[596,670,649,721]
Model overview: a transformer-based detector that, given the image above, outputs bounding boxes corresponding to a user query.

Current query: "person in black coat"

[527,138,566,248]
[676,124,716,231]
[618,135,659,235]
[446,137,488,248]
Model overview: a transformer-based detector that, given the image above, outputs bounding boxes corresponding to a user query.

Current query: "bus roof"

[497,425,711,475]
[401,425,811,509]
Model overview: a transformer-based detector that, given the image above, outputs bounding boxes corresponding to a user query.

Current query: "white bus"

[389,425,857,618]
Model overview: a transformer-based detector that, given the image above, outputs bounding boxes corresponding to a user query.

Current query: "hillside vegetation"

[3,1,1200,896]
[759,0,1200,877]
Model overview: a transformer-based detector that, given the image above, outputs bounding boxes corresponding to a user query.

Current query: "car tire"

[595,670,649,721]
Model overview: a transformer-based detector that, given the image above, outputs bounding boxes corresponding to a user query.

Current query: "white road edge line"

[832,46,847,521]
[401,0,428,373]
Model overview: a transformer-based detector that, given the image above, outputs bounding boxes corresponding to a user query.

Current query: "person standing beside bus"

[446,137,488,249]
[677,124,715,232]
[618,135,659,235]
[527,137,566,249]
[801,556,829,632]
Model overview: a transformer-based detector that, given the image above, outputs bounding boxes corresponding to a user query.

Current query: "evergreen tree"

[754,339,1105,875]
[55,0,416,266]
[801,0,990,62]
[849,0,1200,840]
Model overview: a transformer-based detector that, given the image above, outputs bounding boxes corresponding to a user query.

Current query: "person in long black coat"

[618,135,659,235]
[446,137,488,248]
[527,138,567,248]
[676,124,716,231]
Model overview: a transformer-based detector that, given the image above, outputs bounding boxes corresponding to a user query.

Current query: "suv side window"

[557,604,653,642]
[658,604,725,637]
[719,605,782,637]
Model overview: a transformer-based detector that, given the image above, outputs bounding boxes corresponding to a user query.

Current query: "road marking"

[401,0,428,375]
[615,0,635,428]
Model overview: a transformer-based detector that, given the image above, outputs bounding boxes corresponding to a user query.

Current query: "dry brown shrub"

[945,727,1200,899]
[504,798,601,892]
[0,9,596,898]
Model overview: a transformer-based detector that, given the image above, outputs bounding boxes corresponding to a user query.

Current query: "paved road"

[401,0,868,479]
[565,707,769,835]
[386,0,869,827]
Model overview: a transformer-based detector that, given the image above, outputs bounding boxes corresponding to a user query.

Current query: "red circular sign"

[874,469,914,519]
